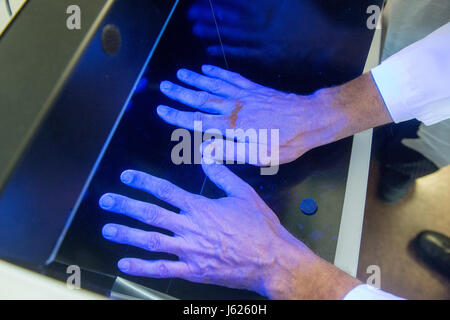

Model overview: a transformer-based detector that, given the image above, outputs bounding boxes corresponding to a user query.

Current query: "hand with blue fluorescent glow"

[157,66,392,165]
[99,159,360,299]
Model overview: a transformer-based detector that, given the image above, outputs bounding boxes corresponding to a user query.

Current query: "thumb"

[201,153,252,198]
[200,139,271,166]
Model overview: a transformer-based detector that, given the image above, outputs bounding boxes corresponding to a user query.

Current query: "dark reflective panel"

[190,0,380,92]
[56,0,381,299]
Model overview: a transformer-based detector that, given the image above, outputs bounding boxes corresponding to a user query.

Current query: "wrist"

[314,72,393,140]
[261,234,361,299]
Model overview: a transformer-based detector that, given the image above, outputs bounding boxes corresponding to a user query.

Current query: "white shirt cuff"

[343,284,405,300]
[371,22,450,126]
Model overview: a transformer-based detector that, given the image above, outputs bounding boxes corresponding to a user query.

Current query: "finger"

[117,258,190,279]
[157,105,227,132]
[201,65,260,89]
[160,81,233,114]
[99,193,189,234]
[201,152,253,198]
[176,68,240,99]
[102,224,185,255]
[201,139,270,167]
[120,170,198,211]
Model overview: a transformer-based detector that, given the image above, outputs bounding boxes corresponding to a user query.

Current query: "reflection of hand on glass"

[100,159,360,299]
[188,0,336,69]
[157,65,392,165]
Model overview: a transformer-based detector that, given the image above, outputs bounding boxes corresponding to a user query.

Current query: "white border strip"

[0,260,104,299]
[333,26,382,276]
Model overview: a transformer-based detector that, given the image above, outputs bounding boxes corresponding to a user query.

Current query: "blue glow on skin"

[120,170,134,184]
[102,225,117,238]
[99,194,115,209]
[98,65,347,295]
[97,63,350,297]
[155,64,333,166]
[118,259,130,272]
[99,160,315,297]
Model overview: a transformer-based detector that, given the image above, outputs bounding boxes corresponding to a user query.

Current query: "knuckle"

[187,195,206,212]
[135,174,147,189]
[118,197,129,213]
[143,205,160,225]
[191,267,205,279]
[116,227,128,243]
[230,73,242,82]
[210,79,222,92]
[158,262,170,278]
[146,233,161,251]
[197,91,209,106]
[286,93,297,99]
[173,86,183,97]
[193,111,205,123]
[165,107,176,118]
[157,181,174,201]
[181,91,191,102]
[190,264,211,282]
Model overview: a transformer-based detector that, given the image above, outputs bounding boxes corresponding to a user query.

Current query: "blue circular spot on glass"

[300,198,318,215]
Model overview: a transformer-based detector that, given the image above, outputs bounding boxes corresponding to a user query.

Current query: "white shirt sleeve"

[343,284,405,300]
[371,22,450,126]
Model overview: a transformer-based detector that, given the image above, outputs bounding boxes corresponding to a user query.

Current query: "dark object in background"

[413,231,450,278]
[374,120,439,203]
[101,24,122,56]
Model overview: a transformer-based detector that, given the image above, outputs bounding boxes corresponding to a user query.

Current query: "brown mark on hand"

[229,102,244,128]
[209,98,224,104]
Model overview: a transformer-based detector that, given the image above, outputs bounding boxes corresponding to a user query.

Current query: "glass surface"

[57,0,382,299]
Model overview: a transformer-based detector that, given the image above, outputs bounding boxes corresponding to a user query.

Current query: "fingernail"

[99,194,115,209]
[160,81,171,91]
[177,69,188,79]
[102,225,117,238]
[121,170,134,184]
[118,260,130,272]
[202,65,214,72]
[157,105,168,117]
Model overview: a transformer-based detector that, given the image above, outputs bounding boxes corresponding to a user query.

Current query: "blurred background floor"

[357,161,450,300]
